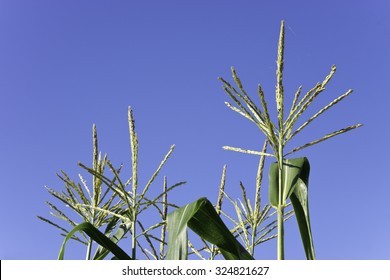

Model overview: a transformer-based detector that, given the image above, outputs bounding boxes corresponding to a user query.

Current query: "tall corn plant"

[220,20,362,259]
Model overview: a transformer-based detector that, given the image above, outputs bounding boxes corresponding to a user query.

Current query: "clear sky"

[1,0,389,260]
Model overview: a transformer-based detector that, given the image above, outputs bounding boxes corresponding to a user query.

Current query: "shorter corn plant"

[166,141,292,260]
[38,107,185,260]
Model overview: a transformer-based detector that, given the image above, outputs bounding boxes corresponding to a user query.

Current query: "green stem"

[86,210,96,260]
[86,238,93,260]
[277,206,285,260]
[277,135,285,260]
[250,225,256,256]
[131,211,137,260]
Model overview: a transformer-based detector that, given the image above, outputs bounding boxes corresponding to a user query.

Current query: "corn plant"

[39,107,185,260]
[219,20,362,259]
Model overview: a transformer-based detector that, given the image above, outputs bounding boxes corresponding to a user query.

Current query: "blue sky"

[1,0,389,260]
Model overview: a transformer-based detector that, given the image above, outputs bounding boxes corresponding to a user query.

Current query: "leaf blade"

[58,222,132,260]
[166,197,254,260]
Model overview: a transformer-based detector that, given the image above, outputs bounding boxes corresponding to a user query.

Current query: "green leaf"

[166,197,254,260]
[58,222,132,260]
[269,158,308,208]
[290,178,315,260]
[268,157,315,259]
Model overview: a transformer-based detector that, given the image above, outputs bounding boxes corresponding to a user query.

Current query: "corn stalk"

[220,20,362,259]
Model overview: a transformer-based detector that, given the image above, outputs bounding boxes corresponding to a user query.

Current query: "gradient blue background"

[1,0,389,259]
